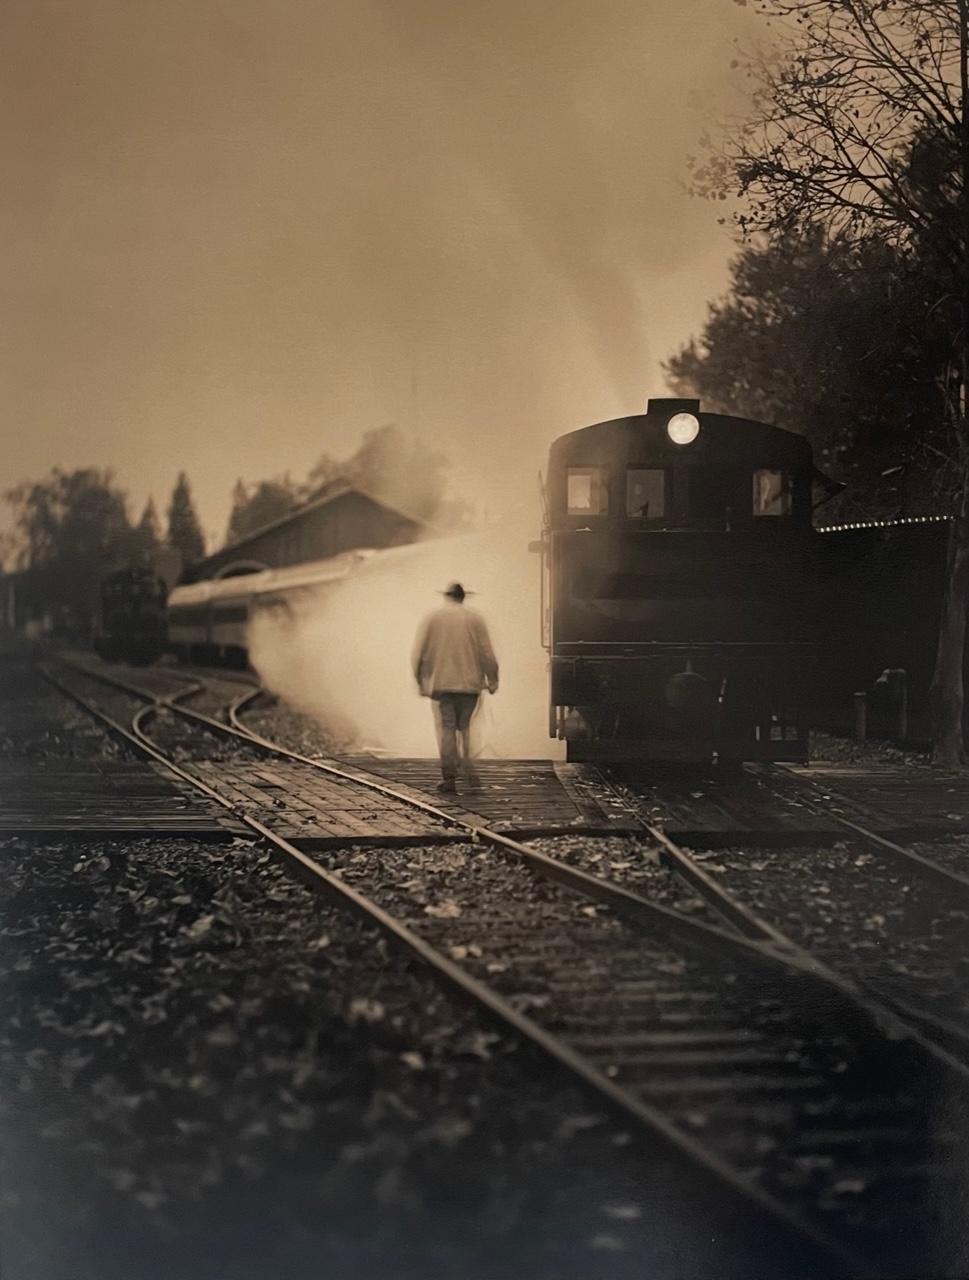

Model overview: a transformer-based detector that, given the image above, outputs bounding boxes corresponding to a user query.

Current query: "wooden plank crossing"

[607,765,843,844]
[183,759,457,844]
[783,763,969,836]
[337,757,637,834]
[625,761,969,843]
[0,760,243,835]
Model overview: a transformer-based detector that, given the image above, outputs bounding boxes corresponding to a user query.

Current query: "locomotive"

[93,567,169,664]
[536,399,817,763]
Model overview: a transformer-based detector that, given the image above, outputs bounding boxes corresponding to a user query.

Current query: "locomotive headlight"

[666,412,700,445]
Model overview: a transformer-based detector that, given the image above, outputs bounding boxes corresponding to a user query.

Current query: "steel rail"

[42,660,861,1271]
[596,762,969,1075]
[62,656,969,1082]
[761,762,969,904]
[63,661,802,961]
[605,766,969,1069]
[57,664,840,976]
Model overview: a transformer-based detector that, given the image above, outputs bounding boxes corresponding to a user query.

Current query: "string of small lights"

[816,514,951,534]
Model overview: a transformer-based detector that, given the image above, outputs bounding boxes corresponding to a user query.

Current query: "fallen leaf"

[349,998,385,1024]
[459,1031,501,1059]
[832,1178,867,1196]
[602,1203,641,1221]
[134,1190,166,1211]
[425,1115,472,1146]
[557,1114,603,1139]
[182,914,215,941]
[589,1234,625,1252]
[85,1020,124,1038]
[278,1106,315,1131]
[424,901,462,919]
[206,1025,239,1048]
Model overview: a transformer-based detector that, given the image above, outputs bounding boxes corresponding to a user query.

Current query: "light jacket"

[413,603,499,697]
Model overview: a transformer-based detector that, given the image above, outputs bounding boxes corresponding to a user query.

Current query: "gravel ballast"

[0,831,776,1280]
[686,841,969,1027]
[1,657,134,762]
[524,834,720,925]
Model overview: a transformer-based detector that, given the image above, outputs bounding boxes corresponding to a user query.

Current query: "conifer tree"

[226,479,248,544]
[132,497,161,564]
[166,473,205,566]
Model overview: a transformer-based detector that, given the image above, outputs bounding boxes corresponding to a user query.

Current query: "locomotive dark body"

[539,400,815,762]
[93,567,168,664]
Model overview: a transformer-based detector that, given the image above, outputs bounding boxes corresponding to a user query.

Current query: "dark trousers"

[433,692,479,781]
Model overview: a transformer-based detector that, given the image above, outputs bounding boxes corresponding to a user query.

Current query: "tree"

[131,498,161,564]
[308,425,473,530]
[305,451,343,494]
[225,426,473,556]
[693,0,969,764]
[166,472,205,566]
[665,224,951,518]
[4,467,134,630]
[226,476,301,545]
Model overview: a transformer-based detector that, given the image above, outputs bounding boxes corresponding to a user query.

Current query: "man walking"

[413,582,499,793]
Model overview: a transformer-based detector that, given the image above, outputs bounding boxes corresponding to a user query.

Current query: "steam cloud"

[248,518,562,761]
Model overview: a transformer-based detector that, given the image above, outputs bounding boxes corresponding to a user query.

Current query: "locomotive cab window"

[626,469,666,519]
[567,467,608,515]
[752,470,792,516]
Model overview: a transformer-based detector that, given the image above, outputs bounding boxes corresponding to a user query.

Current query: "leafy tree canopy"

[226,476,302,545]
[687,0,968,762]
[322,424,472,531]
[665,223,952,519]
[4,468,135,627]
[227,425,473,548]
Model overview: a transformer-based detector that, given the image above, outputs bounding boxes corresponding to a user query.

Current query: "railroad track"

[607,763,969,1067]
[44,657,969,1277]
[761,761,969,901]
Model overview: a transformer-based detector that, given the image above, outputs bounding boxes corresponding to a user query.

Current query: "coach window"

[626,468,666,519]
[752,470,792,516]
[567,467,608,515]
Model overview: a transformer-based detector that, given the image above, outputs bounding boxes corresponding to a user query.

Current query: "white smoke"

[248,517,563,760]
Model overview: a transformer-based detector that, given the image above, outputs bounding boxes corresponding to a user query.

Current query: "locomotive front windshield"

[564,464,797,528]
[567,467,608,515]
[625,469,666,519]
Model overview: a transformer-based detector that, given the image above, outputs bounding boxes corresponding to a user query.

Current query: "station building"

[185,482,428,582]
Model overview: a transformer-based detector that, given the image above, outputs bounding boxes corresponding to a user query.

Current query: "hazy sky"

[3,0,759,547]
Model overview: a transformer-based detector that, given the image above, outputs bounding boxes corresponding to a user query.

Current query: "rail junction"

[3,653,963,1277]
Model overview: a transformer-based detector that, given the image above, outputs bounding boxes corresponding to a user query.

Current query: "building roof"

[187,481,429,581]
[217,479,358,556]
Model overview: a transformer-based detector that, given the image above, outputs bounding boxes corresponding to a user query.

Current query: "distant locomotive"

[93,567,168,664]
[536,399,817,763]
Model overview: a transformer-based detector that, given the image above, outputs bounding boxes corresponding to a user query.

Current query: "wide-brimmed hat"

[440,582,474,600]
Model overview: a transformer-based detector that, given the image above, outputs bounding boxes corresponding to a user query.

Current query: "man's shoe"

[437,780,457,794]
[464,770,482,790]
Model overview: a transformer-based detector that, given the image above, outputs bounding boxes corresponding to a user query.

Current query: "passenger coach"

[536,399,817,764]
